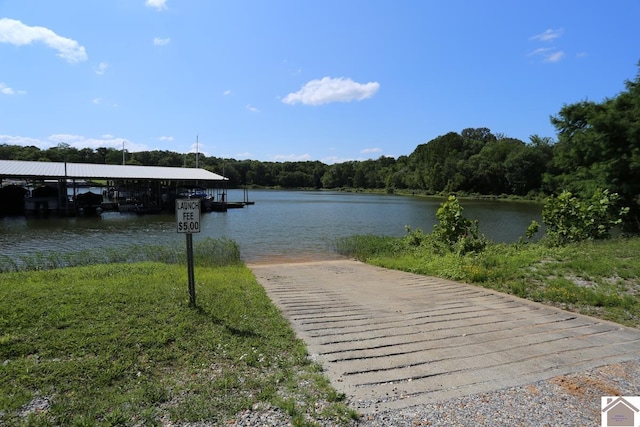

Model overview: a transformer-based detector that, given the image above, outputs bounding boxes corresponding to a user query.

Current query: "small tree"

[542,189,629,245]
[433,196,486,254]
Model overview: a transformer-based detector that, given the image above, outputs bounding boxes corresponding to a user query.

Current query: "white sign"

[176,199,201,233]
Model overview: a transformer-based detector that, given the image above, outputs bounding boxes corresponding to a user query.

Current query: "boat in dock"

[75,191,105,215]
[0,160,255,218]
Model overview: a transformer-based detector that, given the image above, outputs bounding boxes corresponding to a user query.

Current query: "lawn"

[0,261,357,426]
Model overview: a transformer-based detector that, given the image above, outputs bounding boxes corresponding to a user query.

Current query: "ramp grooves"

[250,260,640,413]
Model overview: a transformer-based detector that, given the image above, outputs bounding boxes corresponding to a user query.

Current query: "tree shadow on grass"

[192,305,260,339]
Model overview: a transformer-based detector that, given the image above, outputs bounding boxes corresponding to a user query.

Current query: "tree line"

[2,64,639,227]
[0,130,551,196]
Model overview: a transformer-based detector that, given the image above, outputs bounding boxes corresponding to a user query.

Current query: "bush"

[542,189,629,246]
[432,195,487,255]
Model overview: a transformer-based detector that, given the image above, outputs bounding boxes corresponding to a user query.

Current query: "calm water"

[0,190,542,264]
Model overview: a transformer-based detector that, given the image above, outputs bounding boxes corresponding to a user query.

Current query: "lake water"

[0,190,543,264]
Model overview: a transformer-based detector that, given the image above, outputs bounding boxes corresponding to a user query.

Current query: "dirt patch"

[525,384,540,396]
[567,274,596,289]
[551,374,621,398]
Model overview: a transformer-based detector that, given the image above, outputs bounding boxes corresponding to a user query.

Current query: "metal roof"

[0,160,227,181]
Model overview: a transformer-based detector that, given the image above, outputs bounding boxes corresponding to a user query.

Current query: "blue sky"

[1,1,639,164]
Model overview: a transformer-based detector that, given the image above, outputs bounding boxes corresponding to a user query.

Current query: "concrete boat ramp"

[249,259,640,413]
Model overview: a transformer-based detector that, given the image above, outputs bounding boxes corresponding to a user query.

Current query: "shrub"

[542,189,629,246]
[403,225,428,246]
[432,195,486,255]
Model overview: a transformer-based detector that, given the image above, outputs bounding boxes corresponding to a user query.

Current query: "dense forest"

[2,64,639,226]
[0,129,552,195]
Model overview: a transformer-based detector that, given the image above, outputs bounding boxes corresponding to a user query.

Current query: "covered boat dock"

[0,160,229,216]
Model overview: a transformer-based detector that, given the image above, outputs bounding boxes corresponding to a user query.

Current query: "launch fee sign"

[176,199,201,233]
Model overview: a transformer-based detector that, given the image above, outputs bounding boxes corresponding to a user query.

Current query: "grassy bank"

[336,235,640,328]
[0,260,357,426]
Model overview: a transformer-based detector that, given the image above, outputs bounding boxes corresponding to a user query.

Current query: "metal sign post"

[176,199,201,307]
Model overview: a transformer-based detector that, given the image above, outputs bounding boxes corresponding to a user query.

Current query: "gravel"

[12,360,637,426]
[228,358,639,427]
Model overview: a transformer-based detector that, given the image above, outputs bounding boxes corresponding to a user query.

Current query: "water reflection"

[0,190,542,263]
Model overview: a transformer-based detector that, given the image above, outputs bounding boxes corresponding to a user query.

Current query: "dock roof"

[0,160,227,181]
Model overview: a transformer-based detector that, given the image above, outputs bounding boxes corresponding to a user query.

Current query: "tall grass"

[333,234,402,259]
[0,237,241,273]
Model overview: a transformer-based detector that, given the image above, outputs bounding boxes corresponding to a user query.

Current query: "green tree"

[321,162,356,188]
[95,147,109,164]
[503,136,553,196]
[550,63,640,228]
[409,132,466,192]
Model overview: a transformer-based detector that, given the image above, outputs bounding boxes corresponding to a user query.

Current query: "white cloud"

[0,134,148,152]
[246,104,259,113]
[544,51,565,63]
[49,134,85,143]
[272,153,312,162]
[153,37,171,46]
[530,28,563,42]
[223,90,231,96]
[528,28,566,63]
[189,142,209,156]
[321,155,357,165]
[528,47,552,56]
[527,47,565,63]
[92,97,119,108]
[0,82,25,95]
[158,136,174,141]
[68,136,148,152]
[0,135,44,148]
[0,18,87,63]
[95,62,109,75]
[145,0,168,11]
[361,147,382,154]
[282,76,380,106]
[0,83,15,95]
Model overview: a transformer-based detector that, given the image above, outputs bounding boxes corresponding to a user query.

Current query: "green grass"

[0,261,357,426]
[336,235,640,328]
